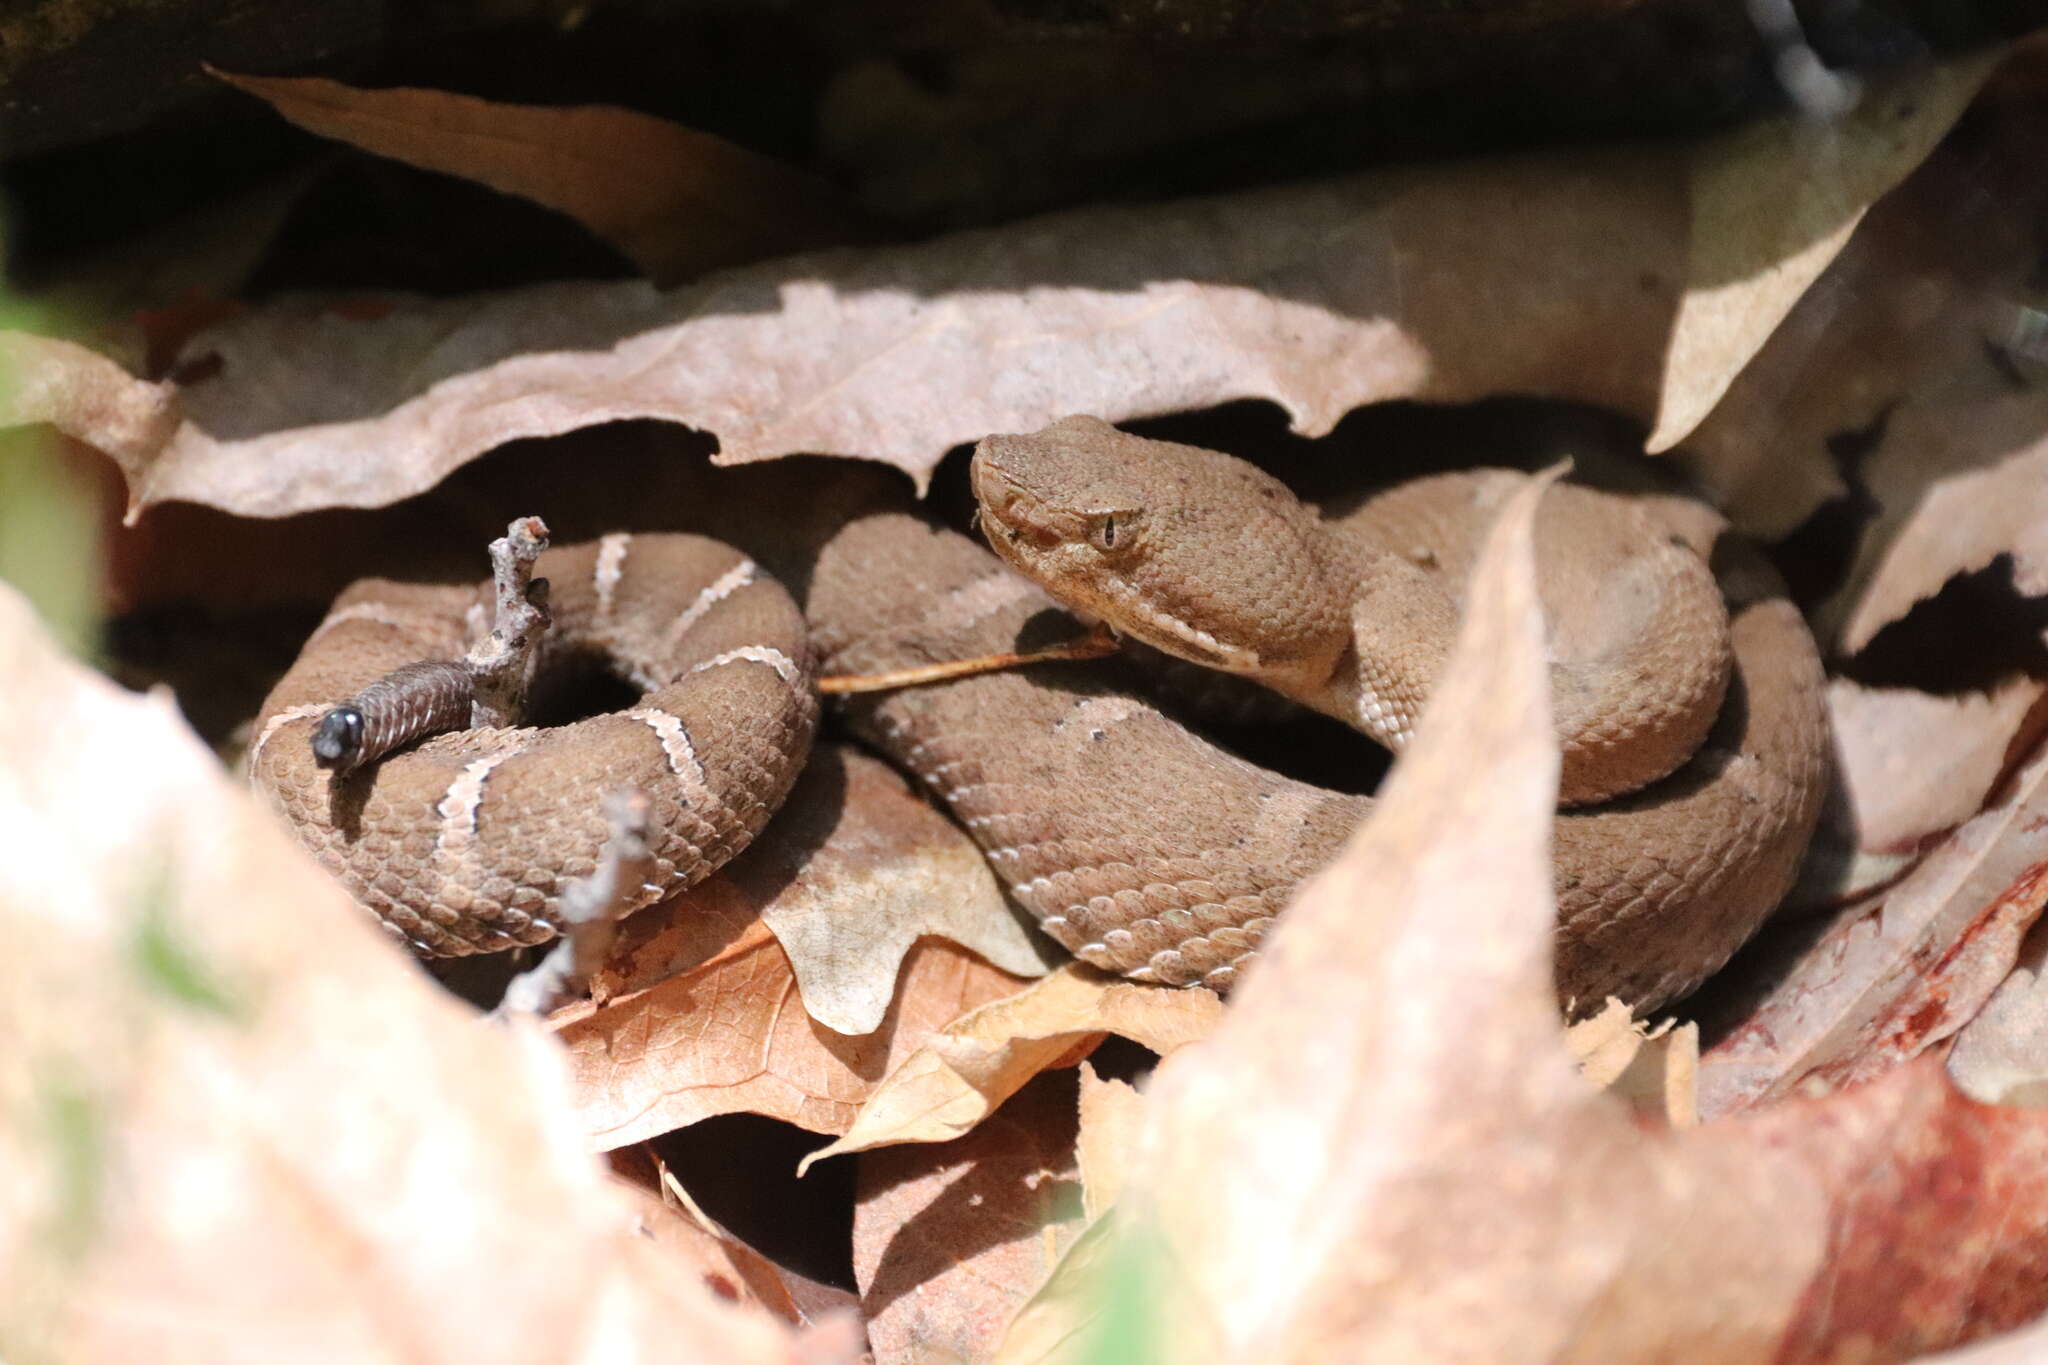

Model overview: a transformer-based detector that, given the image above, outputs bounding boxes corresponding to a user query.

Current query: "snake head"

[971,416,1350,696]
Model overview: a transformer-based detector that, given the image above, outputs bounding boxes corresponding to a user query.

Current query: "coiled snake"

[251,419,1828,1012]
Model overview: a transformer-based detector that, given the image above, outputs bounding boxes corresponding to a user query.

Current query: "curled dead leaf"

[10,145,1684,515]
[0,583,839,1364]
[1698,737,2048,1119]
[556,892,1029,1148]
[748,745,1058,1037]
[854,1071,1086,1365]
[797,965,1220,1176]
[215,70,857,286]
[1949,915,2048,1107]
[1075,1063,1144,1221]
[1651,57,2000,452]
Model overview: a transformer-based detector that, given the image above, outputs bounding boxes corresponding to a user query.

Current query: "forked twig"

[495,788,653,1018]
[466,515,552,729]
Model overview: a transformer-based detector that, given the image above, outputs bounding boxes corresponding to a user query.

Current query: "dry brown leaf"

[0,583,840,1365]
[1684,49,2048,563]
[50,47,2000,525]
[557,894,1029,1148]
[1697,738,2048,1119]
[1565,998,1700,1127]
[8,147,1681,515]
[995,470,2048,1363]
[797,965,1220,1175]
[1075,1063,1144,1221]
[750,745,1058,1036]
[215,70,855,286]
[0,331,178,469]
[1829,400,2048,654]
[1563,996,1644,1084]
[854,1070,1086,1365]
[20,67,1984,523]
[1950,915,2048,1106]
[1651,55,2001,452]
[1827,676,2047,859]
[613,1178,860,1336]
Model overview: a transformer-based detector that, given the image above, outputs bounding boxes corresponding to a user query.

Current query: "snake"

[249,533,817,955]
[250,418,1828,1013]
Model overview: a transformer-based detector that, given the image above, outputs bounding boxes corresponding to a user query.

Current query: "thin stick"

[495,788,653,1018]
[819,625,1121,695]
[467,515,551,729]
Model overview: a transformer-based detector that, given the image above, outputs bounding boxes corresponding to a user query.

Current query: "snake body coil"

[251,534,817,955]
[253,424,1826,1012]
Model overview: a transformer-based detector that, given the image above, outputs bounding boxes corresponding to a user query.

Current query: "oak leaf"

[1697,736,2048,1118]
[556,892,1029,1149]
[853,1071,1086,1365]
[215,70,856,286]
[0,582,843,1365]
[797,965,1220,1175]
[11,56,1995,521]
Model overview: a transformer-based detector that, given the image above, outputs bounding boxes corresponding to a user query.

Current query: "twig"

[819,623,1121,695]
[467,515,552,730]
[495,788,654,1019]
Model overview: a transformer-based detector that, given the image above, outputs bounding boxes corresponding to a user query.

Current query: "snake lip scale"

[254,417,1828,1014]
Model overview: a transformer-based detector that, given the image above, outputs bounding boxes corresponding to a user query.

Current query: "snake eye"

[311,707,367,771]
[1089,514,1121,552]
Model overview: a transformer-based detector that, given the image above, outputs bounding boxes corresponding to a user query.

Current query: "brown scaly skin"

[250,439,1825,1012]
[937,421,1818,1010]
[250,534,817,956]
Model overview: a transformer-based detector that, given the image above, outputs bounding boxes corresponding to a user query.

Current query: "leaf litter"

[1,57,1985,519]
[0,583,853,1365]
[213,70,860,287]
[9,32,2048,1365]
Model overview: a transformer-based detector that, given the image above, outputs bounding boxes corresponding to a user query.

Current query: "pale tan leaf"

[1684,45,2048,561]
[1111,468,1574,1362]
[752,745,1058,1036]
[215,70,854,286]
[797,965,1220,1175]
[1698,739,2048,1119]
[47,143,1708,517]
[1611,1021,1700,1130]
[0,331,178,467]
[854,1071,1085,1365]
[985,1212,1128,1365]
[557,900,1028,1148]
[1075,1063,1144,1221]
[1565,997,1643,1087]
[1650,57,1999,453]
[1949,915,2048,1107]
[0,583,836,1365]
[1826,675,2046,858]
[1830,405,2048,654]
[1565,1000,1699,1127]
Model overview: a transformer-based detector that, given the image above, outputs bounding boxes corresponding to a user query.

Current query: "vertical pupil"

[1100,516,1116,547]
